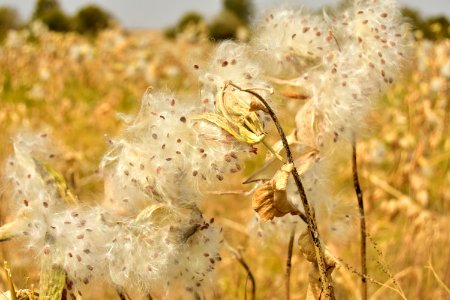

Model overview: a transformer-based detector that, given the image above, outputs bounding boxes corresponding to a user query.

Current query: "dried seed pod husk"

[193,82,266,144]
[252,164,299,221]
[33,158,78,205]
[266,130,320,174]
[298,230,336,300]
[134,204,202,243]
[249,97,268,113]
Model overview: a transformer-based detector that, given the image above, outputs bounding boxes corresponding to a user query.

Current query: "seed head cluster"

[250,0,411,240]
[2,0,411,296]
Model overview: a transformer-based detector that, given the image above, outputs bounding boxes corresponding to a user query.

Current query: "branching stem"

[230,82,335,299]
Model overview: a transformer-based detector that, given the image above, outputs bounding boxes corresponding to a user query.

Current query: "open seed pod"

[193,81,266,144]
[252,163,299,221]
[134,204,202,243]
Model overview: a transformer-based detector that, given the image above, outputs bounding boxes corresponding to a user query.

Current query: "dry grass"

[0,25,448,299]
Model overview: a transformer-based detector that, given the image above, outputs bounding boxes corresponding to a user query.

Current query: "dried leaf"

[252,164,299,221]
[298,230,336,300]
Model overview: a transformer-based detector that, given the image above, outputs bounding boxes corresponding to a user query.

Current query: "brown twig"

[286,227,296,300]
[352,139,367,300]
[230,82,335,299]
[227,245,256,300]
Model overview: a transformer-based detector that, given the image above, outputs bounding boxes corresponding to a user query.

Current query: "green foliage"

[223,0,253,25]
[178,11,203,31]
[31,0,112,36]
[164,26,177,39]
[165,0,252,41]
[32,0,71,32]
[32,0,60,20]
[0,6,20,41]
[164,11,203,39]
[74,5,112,36]
[422,16,450,40]
[39,8,72,32]
[208,9,243,41]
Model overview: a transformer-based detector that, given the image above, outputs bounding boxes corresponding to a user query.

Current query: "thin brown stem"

[352,139,367,300]
[230,82,335,299]
[286,227,296,300]
[227,245,256,300]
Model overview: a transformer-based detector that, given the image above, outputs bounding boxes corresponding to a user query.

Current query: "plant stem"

[231,82,335,299]
[286,227,296,300]
[352,139,367,300]
[227,245,256,300]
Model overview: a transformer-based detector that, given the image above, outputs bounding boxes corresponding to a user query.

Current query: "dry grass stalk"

[352,139,367,300]
[426,260,450,296]
[285,227,296,300]
[227,245,256,300]
[252,164,299,221]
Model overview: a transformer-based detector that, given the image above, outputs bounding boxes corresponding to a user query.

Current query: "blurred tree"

[401,7,423,31]
[32,0,72,32]
[178,12,203,31]
[39,8,72,32]
[224,0,253,25]
[165,12,203,39]
[208,9,243,41]
[423,16,450,40]
[401,7,449,40]
[74,5,112,36]
[166,0,251,41]
[32,0,60,20]
[0,6,20,41]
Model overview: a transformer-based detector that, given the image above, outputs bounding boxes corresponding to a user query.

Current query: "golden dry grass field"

[0,23,449,299]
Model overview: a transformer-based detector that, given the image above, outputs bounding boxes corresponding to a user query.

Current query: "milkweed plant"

[1,0,411,299]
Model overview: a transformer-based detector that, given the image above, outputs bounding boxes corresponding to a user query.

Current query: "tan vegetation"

[0,23,448,299]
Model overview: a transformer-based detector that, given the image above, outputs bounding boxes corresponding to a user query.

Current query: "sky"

[1,0,449,29]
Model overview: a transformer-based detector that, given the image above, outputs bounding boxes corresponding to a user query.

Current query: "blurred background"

[0,0,449,39]
[0,0,449,299]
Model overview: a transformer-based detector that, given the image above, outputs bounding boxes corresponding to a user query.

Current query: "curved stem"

[227,244,256,300]
[230,82,335,299]
[352,138,367,300]
[286,227,296,300]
